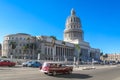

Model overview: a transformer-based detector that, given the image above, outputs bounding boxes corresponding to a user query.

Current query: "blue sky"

[0,0,120,53]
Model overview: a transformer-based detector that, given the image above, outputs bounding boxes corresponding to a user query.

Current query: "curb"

[73,65,117,71]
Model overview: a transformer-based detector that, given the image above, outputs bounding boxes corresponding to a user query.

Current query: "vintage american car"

[0,60,16,67]
[22,61,42,67]
[40,62,73,76]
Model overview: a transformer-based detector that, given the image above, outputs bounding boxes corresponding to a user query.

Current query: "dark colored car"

[0,60,16,67]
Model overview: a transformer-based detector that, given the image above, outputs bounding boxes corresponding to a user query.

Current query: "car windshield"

[42,63,50,67]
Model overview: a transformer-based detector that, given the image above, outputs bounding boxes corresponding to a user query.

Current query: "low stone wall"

[0,58,74,65]
[73,65,117,71]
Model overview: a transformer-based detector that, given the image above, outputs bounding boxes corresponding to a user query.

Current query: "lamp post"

[75,44,81,67]
[73,56,76,66]
[10,54,13,59]
[92,58,94,67]
[37,53,40,60]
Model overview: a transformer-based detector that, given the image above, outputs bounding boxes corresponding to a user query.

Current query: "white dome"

[64,9,84,42]
[66,9,81,28]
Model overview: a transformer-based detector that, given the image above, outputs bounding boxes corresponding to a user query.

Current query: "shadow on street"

[53,73,92,79]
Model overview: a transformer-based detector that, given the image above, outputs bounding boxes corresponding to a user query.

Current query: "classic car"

[0,60,16,67]
[22,61,42,67]
[40,62,73,76]
[22,61,32,67]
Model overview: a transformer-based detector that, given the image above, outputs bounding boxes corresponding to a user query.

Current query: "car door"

[57,64,65,73]
[2,60,8,66]
[61,64,67,73]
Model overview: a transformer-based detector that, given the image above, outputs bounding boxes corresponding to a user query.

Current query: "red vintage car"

[0,60,16,67]
[40,62,73,76]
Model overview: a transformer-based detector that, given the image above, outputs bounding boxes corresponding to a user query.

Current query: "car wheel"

[44,73,48,74]
[8,65,12,67]
[23,65,25,67]
[68,70,72,74]
[52,71,56,76]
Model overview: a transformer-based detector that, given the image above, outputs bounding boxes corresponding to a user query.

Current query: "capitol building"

[2,9,100,62]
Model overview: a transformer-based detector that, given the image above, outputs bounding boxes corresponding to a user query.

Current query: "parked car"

[40,62,73,76]
[22,61,42,67]
[0,60,16,67]
[27,61,42,67]
[22,61,32,67]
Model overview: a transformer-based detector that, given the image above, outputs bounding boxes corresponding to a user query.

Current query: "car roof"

[43,62,65,64]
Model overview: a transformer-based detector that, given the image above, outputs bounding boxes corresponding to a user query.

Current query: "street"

[0,65,120,80]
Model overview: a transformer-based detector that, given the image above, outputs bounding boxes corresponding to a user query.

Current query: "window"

[45,47,47,54]
[71,18,72,22]
[20,37,22,40]
[12,37,14,40]
[74,25,75,28]
[74,17,75,22]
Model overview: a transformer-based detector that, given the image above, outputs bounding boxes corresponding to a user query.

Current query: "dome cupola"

[71,8,76,15]
[64,8,84,42]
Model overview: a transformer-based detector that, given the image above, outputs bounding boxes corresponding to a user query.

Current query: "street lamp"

[37,53,40,60]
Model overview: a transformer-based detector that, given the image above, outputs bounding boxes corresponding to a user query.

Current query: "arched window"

[74,25,75,28]
[71,18,72,22]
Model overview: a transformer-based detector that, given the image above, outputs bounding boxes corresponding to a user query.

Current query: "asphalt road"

[0,66,120,80]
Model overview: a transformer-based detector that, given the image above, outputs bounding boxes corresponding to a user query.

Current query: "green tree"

[9,41,17,57]
[103,54,108,58]
[1,56,7,58]
[37,39,42,60]
[62,41,66,61]
[31,36,37,59]
[26,37,31,59]
[100,52,103,56]
[102,53,108,63]
[22,45,28,59]
[50,36,57,40]
[51,37,56,61]
[75,44,81,66]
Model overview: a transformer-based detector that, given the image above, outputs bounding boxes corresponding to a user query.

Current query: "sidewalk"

[73,65,117,71]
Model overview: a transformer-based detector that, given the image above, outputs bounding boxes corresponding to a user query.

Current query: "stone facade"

[2,34,75,61]
[64,9,100,61]
[2,9,100,61]
[101,54,120,62]
[2,33,32,59]
[36,36,74,61]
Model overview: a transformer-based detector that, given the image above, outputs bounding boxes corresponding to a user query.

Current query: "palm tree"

[100,52,103,56]
[27,37,31,59]
[51,37,56,61]
[9,41,17,58]
[62,41,66,61]
[103,54,108,62]
[30,36,37,59]
[75,44,81,66]
[22,45,28,59]
[50,36,57,40]
[37,39,42,60]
